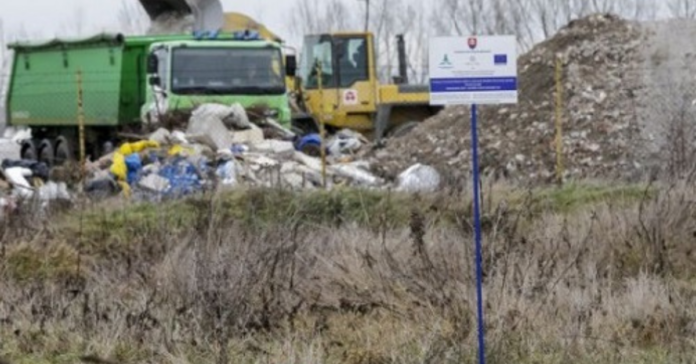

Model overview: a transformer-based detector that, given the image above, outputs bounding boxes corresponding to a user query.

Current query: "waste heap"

[78,102,402,202]
[0,100,444,220]
[368,13,650,186]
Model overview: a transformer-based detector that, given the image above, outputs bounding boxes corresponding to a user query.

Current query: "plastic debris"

[2,160,50,182]
[327,129,365,156]
[396,164,441,193]
[37,182,71,201]
[216,160,238,187]
[158,158,203,197]
[5,167,34,199]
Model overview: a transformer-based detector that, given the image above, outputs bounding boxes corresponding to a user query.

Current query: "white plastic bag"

[216,160,238,186]
[38,182,71,201]
[396,164,441,193]
[5,167,34,199]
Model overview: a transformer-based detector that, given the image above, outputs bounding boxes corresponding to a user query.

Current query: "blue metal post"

[471,103,486,364]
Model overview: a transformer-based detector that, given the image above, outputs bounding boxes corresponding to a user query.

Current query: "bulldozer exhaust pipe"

[396,34,408,84]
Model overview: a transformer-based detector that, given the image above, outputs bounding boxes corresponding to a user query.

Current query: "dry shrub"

[1,182,696,363]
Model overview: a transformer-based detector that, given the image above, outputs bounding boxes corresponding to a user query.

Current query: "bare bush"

[1,183,696,362]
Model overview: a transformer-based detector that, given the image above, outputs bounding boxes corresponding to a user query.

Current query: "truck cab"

[141,33,296,128]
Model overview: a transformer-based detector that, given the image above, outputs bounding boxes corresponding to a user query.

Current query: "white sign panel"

[429,35,518,105]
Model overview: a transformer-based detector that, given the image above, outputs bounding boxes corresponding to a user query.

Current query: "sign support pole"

[428,35,516,364]
[471,103,485,364]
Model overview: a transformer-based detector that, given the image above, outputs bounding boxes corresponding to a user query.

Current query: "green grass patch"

[5,242,83,283]
[52,182,655,257]
[519,182,653,214]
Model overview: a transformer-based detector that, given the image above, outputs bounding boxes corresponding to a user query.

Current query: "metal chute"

[188,0,224,32]
[138,0,193,19]
[136,0,283,42]
[138,0,224,33]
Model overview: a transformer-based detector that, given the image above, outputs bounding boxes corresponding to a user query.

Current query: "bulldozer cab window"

[337,37,368,88]
[301,35,369,89]
[301,35,335,89]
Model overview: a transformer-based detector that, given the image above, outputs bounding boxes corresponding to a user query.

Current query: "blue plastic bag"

[124,153,143,185]
[158,157,202,197]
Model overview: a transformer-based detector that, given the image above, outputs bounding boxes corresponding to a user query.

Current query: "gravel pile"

[368,14,674,186]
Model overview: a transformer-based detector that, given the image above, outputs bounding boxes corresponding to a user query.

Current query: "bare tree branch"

[668,0,696,19]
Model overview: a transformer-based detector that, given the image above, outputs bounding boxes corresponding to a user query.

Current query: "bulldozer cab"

[299,32,378,133]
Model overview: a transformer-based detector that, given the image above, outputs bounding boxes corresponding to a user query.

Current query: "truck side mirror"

[147,53,158,74]
[285,55,297,77]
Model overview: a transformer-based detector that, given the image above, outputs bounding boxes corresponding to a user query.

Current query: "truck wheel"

[54,137,74,165]
[102,141,115,155]
[387,121,419,139]
[20,140,38,161]
[38,139,55,167]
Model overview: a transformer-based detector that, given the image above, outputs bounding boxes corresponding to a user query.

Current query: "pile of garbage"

[81,103,393,200]
[0,102,443,219]
[0,159,71,220]
[368,13,651,185]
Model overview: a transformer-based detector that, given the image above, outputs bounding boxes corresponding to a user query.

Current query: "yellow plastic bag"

[118,140,160,156]
[168,144,195,156]
[110,152,127,182]
[117,181,131,199]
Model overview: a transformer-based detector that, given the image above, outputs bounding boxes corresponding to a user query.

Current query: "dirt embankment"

[369,13,696,186]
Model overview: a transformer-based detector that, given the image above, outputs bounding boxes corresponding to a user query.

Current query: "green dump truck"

[5,31,297,165]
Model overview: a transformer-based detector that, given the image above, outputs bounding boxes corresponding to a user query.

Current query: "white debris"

[396,164,441,193]
[232,124,265,144]
[37,182,71,201]
[328,129,364,156]
[138,174,171,192]
[5,167,33,199]
[249,140,295,158]
[10,128,31,143]
[171,130,188,144]
[259,118,296,139]
[293,151,325,172]
[330,163,383,186]
[187,105,235,151]
[149,128,171,144]
[216,160,239,188]
[226,103,252,129]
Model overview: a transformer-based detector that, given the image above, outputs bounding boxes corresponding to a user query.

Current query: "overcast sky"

[0,0,297,44]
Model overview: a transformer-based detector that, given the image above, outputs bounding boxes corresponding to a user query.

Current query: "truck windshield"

[170,47,285,95]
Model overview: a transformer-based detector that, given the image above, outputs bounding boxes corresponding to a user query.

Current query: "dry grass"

[0,179,694,363]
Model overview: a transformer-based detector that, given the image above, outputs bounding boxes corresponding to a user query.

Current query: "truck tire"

[20,140,38,161]
[54,137,73,165]
[102,141,115,155]
[38,139,55,167]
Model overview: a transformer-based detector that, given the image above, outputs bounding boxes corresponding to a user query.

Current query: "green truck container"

[5,31,297,165]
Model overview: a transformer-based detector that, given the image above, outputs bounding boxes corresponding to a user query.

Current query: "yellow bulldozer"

[137,0,441,142]
[290,31,442,142]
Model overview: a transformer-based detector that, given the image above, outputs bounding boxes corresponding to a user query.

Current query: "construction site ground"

[4,12,696,364]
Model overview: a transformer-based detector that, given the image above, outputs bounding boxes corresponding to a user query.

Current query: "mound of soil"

[369,14,656,186]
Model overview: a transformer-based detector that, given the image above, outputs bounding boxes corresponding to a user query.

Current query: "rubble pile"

[81,103,395,201]
[369,14,650,185]
[0,102,440,219]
